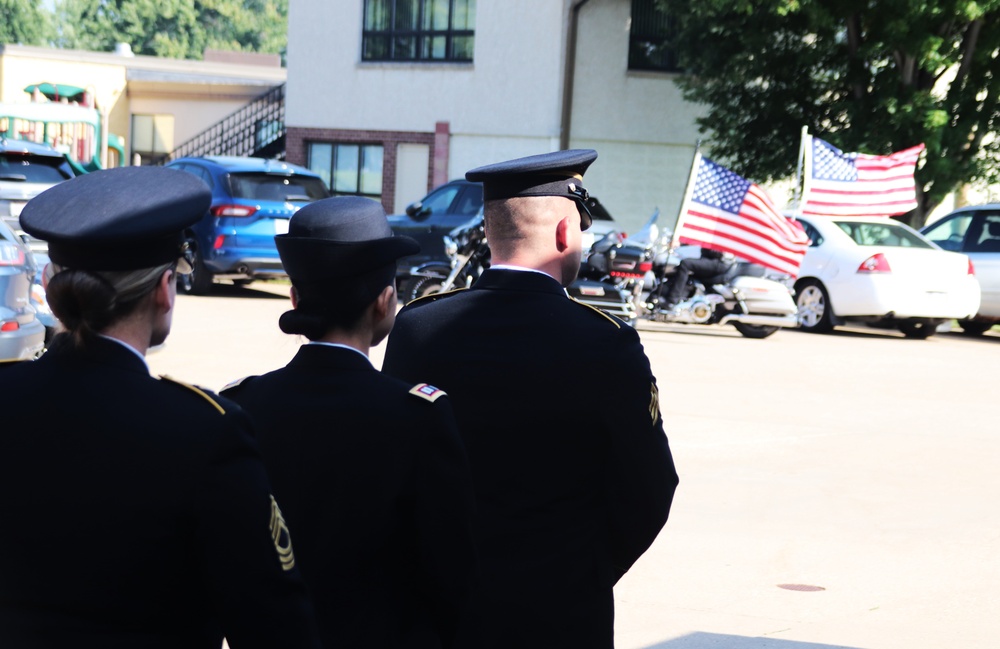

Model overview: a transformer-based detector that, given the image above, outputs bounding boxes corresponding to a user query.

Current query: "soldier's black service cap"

[19,166,210,271]
[465,149,598,230]
[276,195,419,281]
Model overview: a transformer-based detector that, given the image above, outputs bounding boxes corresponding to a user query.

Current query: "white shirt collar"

[489,264,557,281]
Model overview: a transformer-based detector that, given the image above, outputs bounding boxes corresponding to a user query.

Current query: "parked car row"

[2,151,998,360]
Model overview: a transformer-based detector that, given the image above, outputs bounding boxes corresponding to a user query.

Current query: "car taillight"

[857,253,891,273]
[211,205,257,217]
[968,259,976,275]
[638,261,653,273]
[0,243,25,267]
[1,321,19,332]
[213,235,226,250]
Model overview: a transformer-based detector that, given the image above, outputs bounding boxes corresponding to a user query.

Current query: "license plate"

[274,218,289,235]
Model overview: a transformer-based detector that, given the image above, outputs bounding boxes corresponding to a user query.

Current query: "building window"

[362,0,476,62]
[629,0,680,73]
[131,114,174,165]
[308,142,384,201]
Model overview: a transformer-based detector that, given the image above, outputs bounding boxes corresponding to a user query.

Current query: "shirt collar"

[306,341,374,367]
[98,334,150,372]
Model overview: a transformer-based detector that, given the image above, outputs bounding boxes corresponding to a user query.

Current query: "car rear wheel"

[898,319,937,339]
[405,276,446,303]
[177,238,213,296]
[957,319,995,336]
[795,280,833,333]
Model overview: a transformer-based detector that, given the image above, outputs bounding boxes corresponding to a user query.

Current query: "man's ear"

[373,284,395,322]
[556,216,570,252]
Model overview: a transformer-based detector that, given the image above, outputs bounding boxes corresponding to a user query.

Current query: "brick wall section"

[286,126,437,213]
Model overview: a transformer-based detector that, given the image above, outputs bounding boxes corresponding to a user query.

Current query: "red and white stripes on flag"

[673,154,809,277]
[801,136,924,217]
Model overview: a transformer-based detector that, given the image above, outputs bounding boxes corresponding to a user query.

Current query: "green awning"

[23,83,88,102]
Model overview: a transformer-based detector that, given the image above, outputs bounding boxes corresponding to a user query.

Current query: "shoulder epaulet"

[159,374,226,415]
[568,297,622,329]
[409,383,447,403]
[221,375,257,393]
[405,287,468,307]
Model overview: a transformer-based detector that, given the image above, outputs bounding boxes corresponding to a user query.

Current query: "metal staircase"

[155,83,286,163]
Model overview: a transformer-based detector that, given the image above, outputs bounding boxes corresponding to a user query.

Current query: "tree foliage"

[51,0,287,61]
[1,0,55,45]
[660,0,1000,224]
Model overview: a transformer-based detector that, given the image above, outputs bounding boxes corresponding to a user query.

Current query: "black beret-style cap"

[465,149,598,230]
[20,166,210,271]
[275,196,420,281]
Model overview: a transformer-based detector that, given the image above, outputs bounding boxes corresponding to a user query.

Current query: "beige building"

[0,44,285,168]
[285,0,704,230]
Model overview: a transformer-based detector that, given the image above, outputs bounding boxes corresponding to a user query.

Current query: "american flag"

[802,137,924,217]
[675,155,809,277]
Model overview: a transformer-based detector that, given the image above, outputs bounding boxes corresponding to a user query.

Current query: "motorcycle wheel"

[732,323,779,339]
[405,276,447,303]
[897,319,937,340]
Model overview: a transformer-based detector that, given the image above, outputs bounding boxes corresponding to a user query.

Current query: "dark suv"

[166,156,330,294]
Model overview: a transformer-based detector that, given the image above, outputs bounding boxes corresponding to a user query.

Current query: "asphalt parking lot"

[149,282,1000,649]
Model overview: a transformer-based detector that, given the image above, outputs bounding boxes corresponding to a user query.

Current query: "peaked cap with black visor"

[465,149,598,230]
[19,166,209,272]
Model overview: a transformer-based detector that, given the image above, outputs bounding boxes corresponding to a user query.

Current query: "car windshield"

[0,154,71,183]
[229,173,329,202]
[835,221,932,249]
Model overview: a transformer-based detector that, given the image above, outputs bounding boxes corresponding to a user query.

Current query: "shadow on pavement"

[643,632,863,649]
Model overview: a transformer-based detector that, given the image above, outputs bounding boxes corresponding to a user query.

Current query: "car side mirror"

[405,202,431,220]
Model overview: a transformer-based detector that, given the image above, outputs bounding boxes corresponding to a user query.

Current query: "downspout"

[560,0,592,151]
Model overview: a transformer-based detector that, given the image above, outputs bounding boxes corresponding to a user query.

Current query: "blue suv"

[166,156,330,294]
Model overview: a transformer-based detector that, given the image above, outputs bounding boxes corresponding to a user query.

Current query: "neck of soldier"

[101,312,156,357]
[491,251,563,282]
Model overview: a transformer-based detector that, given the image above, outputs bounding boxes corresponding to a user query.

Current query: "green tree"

[1,0,55,45]
[660,0,1000,225]
[52,0,287,61]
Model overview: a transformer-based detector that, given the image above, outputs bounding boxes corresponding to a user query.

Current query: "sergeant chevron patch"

[649,383,661,425]
[269,495,295,571]
[409,383,447,402]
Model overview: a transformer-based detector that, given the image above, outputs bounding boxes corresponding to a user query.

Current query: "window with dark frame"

[307,142,384,201]
[362,0,475,63]
[629,0,680,73]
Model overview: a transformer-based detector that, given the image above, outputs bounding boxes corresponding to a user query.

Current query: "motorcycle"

[399,215,490,302]
[570,210,800,339]
[399,215,638,323]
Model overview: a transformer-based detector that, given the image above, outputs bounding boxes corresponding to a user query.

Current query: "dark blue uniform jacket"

[383,268,679,649]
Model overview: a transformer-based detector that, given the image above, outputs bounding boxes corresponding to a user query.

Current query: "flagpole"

[797,127,813,216]
[792,125,809,216]
[669,142,702,251]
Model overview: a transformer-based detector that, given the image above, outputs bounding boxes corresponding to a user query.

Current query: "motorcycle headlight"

[443,236,458,257]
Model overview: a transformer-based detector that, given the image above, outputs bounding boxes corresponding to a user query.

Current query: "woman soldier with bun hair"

[0,167,321,649]
[221,196,477,649]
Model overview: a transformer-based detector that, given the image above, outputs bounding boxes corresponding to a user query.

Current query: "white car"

[792,215,980,339]
[921,205,1000,335]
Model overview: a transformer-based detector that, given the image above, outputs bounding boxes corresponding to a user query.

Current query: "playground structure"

[0,82,124,173]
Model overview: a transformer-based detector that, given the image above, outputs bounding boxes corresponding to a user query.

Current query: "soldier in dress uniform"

[0,167,322,649]
[221,196,477,649]
[382,150,679,649]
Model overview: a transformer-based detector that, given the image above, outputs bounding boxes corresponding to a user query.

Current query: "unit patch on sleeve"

[409,383,447,402]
